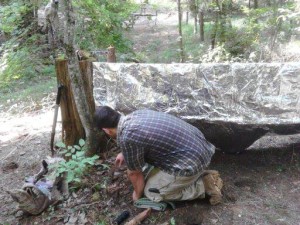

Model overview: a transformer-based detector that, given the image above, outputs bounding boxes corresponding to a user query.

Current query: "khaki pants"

[144,168,205,202]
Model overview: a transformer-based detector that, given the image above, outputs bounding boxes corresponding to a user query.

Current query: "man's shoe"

[202,170,223,205]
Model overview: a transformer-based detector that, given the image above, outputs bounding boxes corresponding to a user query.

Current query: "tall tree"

[44,0,59,51]
[254,0,258,9]
[188,0,206,41]
[188,0,198,34]
[199,9,204,41]
[209,0,232,49]
[198,0,207,42]
[56,0,102,156]
[177,0,184,62]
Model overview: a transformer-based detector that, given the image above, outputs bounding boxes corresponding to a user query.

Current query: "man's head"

[94,106,121,138]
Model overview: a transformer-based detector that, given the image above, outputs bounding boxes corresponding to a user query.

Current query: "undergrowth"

[54,139,106,184]
[0,1,56,113]
[0,43,54,88]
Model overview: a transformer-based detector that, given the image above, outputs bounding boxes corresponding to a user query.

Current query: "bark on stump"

[55,59,85,147]
[55,59,107,155]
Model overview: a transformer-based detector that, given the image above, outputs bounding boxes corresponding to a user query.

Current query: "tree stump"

[55,59,85,147]
[107,46,116,62]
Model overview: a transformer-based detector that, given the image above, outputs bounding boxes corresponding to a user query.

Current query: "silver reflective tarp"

[93,63,300,152]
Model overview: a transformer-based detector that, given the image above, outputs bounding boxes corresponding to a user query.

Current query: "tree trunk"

[69,61,102,156]
[254,0,258,9]
[199,11,204,41]
[270,17,282,52]
[45,0,59,51]
[188,0,198,34]
[194,14,197,34]
[30,0,40,18]
[211,13,219,49]
[186,11,189,24]
[59,0,103,156]
[219,16,226,43]
[212,0,227,46]
[77,61,105,156]
[177,0,184,63]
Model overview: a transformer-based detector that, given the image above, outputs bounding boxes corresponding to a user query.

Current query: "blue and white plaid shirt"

[117,109,215,177]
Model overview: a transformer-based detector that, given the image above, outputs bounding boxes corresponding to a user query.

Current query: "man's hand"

[132,190,141,201]
[115,152,125,168]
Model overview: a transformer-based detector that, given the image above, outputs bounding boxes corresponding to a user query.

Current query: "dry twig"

[125,208,151,225]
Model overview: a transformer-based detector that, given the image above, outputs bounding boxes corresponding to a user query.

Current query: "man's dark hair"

[94,106,121,129]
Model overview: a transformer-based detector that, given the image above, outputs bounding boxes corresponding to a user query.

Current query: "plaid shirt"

[117,110,215,177]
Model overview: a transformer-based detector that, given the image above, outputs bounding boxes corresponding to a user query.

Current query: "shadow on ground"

[162,148,300,225]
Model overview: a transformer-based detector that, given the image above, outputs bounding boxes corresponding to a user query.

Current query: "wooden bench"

[125,4,158,28]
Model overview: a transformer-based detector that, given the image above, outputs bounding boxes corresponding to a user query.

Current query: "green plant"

[0,2,31,35]
[1,222,10,225]
[170,217,176,225]
[276,165,286,172]
[182,24,207,62]
[96,222,106,225]
[1,45,39,86]
[0,1,55,89]
[92,177,109,191]
[54,139,101,183]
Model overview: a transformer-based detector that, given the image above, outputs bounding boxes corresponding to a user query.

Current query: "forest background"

[0,0,299,113]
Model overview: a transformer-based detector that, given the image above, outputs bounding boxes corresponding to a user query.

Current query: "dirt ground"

[0,109,300,225]
[1,8,300,225]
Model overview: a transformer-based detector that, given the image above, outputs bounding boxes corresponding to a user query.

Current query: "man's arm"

[127,169,145,201]
[120,139,145,201]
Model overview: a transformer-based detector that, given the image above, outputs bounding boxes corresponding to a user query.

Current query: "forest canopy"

[0,0,299,90]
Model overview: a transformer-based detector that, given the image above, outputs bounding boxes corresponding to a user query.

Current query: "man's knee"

[144,185,163,202]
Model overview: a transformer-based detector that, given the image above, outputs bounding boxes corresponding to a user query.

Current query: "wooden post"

[55,59,85,147]
[107,46,116,62]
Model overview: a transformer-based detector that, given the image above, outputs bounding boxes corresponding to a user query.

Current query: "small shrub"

[53,139,102,183]
[170,217,176,225]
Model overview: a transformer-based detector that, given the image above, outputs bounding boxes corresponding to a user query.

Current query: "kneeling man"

[94,106,223,205]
